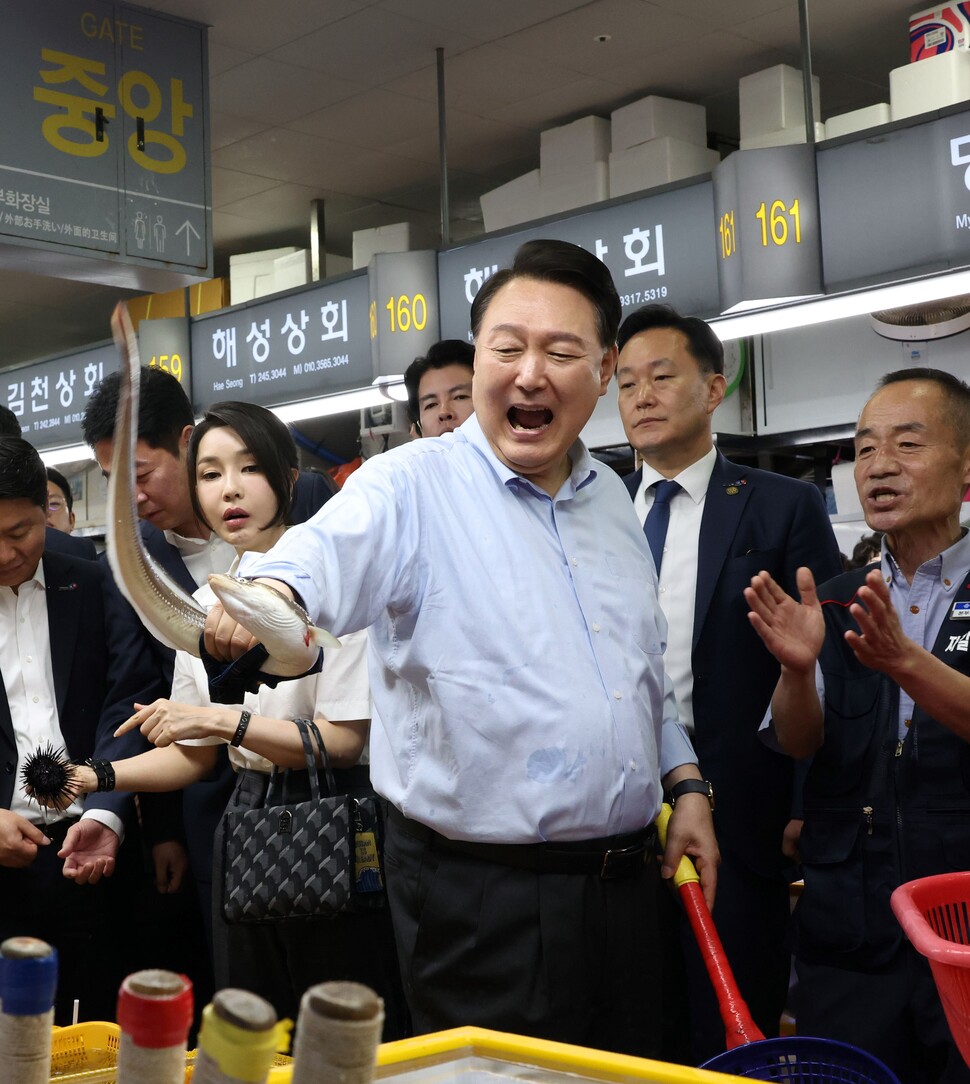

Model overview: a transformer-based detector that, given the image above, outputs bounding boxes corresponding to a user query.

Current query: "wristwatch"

[669,778,715,811]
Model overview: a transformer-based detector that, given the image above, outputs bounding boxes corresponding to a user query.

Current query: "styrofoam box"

[229,246,303,304]
[739,64,821,141]
[272,249,311,295]
[610,95,707,152]
[353,222,415,270]
[891,49,970,118]
[480,170,541,233]
[540,116,610,175]
[609,139,720,198]
[739,121,826,150]
[540,161,609,216]
[824,103,891,139]
[910,4,970,61]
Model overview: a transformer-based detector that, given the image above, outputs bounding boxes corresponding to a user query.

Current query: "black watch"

[669,778,714,811]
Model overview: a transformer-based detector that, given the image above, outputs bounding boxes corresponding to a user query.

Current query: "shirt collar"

[639,445,718,505]
[0,557,46,599]
[459,412,597,499]
[164,528,212,556]
[882,528,970,594]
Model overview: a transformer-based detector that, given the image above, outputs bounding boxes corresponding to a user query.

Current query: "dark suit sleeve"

[777,482,843,600]
[290,469,337,524]
[84,564,172,821]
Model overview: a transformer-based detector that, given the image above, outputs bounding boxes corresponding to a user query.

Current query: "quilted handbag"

[222,718,353,923]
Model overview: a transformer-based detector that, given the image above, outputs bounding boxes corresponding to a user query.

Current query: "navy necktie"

[643,479,681,574]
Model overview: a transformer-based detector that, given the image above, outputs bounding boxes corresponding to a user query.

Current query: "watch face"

[722,340,746,398]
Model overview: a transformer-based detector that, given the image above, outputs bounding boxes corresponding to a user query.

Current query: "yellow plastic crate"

[48,1021,293,1082]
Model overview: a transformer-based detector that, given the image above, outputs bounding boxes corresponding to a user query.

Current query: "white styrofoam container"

[229,246,303,303]
[609,139,720,198]
[539,161,609,216]
[890,49,970,118]
[272,249,311,295]
[824,103,891,139]
[739,64,821,140]
[480,170,541,233]
[738,121,826,150]
[610,95,707,152]
[352,222,437,270]
[540,116,610,175]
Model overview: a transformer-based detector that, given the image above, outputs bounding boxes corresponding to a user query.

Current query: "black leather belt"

[34,816,80,844]
[388,806,656,880]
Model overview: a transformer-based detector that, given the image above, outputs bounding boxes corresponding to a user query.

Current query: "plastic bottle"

[290,981,384,1084]
[0,936,57,1084]
[193,988,291,1084]
[116,968,193,1083]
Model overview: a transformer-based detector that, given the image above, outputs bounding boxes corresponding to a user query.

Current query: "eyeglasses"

[47,499,67,513]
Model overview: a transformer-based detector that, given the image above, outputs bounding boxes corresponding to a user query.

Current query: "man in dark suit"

[81,367,335,939]
[0,437,158,1023]
[615,304,842,1062]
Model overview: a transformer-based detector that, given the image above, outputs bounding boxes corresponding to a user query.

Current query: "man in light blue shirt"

[209,239,718,1055]
[749,369,970,1083]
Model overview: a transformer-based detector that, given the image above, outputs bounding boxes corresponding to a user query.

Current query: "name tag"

[951,602,970,620]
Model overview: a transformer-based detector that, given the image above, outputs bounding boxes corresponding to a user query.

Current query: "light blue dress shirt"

[241,413,695,843]
[761,529,970,747]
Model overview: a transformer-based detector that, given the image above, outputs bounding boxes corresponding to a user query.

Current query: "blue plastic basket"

[701,1036,901,1083]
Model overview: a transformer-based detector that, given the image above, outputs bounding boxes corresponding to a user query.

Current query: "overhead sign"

[437,180,720,340]
[1,0,210,283]
[138,316,191,391]
[713,144,822,313]
[819,111,970,290]
[190,273,372,411]
[368,250,441,375]
[4,341,117,450]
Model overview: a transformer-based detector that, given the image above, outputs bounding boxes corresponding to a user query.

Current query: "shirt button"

[910,605,919,614]
[629,760,638,771]
[945,579,952,587]
[613,690,622,700]
[570,557,578,567]
[659,586,666,594]
[32,696,39,704]
[25,655,31,663]
[905,718,912,728]
[592,623,601,633]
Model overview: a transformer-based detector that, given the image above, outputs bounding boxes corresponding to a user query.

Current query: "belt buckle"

[599,843,643,880]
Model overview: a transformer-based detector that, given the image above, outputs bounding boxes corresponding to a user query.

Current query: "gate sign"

[190,273,372,411]
[712,144,822,313]
[1,0,210,279]
[437,180,720,340]
[4,340,117,450]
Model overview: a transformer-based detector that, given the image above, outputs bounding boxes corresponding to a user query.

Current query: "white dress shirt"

[164,528,235,588]
[633,446,717,734]
[0,562,121,836]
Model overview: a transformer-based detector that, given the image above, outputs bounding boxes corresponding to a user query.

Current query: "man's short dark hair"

[188,401,298,532]
[0,438,47,507]
[616,304,724,376]
[469,239,621,351]
[82,367,195,456]
[404,339,475,426]
[877,368,970,447]
[0,403,21,439]
[46,467,73,514]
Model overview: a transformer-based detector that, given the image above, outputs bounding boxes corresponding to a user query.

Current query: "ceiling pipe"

[437,46,450,246]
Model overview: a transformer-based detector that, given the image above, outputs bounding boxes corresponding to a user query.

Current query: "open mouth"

[868,488,900,505]
[508,406,553,432]
[223,508,249,524]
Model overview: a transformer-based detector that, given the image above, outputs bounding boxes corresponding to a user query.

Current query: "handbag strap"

[303,718,339,797]
[265,717,323,805]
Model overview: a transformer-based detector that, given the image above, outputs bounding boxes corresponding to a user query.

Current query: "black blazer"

[625,452,843,877]
[44,527,98,561]
[0,550,161,822]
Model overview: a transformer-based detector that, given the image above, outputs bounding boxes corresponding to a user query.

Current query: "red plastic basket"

[891,872,970,1069]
